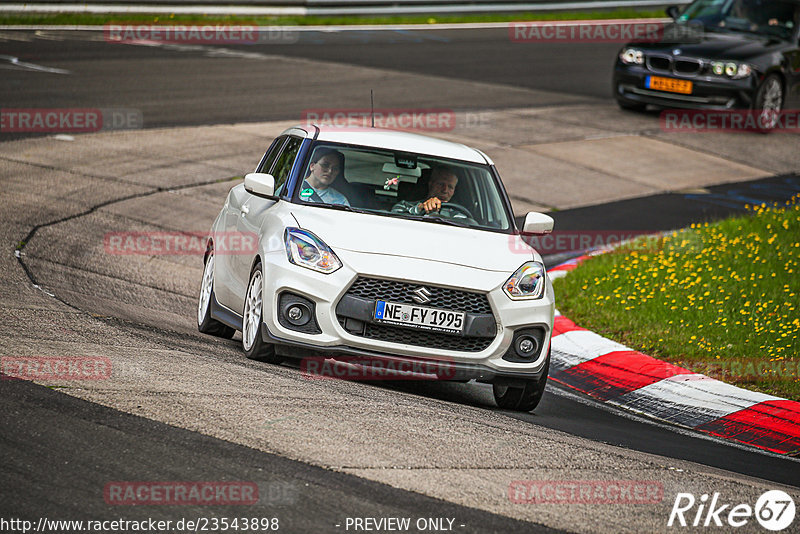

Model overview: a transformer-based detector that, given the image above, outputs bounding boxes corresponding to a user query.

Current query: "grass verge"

[553,197,800,400]
[0,9,665,27]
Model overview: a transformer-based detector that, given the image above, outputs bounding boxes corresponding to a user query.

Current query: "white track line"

[0,54,70,74]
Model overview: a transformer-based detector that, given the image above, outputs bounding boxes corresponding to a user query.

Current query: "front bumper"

[258,247,554,379]
[613,63,757,110]
[263,325,549,384]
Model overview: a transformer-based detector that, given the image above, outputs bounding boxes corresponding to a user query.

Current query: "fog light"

[515,336,539,358]
[284,303,310,326]
[502,328,545,363]
[278,292,320,334]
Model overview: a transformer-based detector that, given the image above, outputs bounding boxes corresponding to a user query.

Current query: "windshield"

[294,142,513,232]
[678,0,800,39]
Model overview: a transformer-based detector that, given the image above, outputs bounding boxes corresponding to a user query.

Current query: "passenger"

[391,165,466,218]
[723,0,760,29]
[302,148,351,207]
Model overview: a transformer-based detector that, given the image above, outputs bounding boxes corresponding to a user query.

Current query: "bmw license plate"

[374,300,465,334]
[646,75,693,94]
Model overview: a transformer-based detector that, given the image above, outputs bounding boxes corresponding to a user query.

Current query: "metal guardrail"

[0,0,690,15]
[308,0,687,14]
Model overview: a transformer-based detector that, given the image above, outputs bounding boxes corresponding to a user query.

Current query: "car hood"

[291,207,537,273]
[633,31,785,61]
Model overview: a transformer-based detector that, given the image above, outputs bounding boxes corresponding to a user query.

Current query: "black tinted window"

[271,137,303,196]
[257,136,287,174]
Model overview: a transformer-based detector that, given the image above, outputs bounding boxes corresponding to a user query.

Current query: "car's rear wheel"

[753,74,783,131]
[197,251,235,339]
[242,261,280,363]
[493,351,549,412]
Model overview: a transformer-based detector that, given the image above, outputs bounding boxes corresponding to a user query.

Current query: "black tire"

[197,251,235,339]
[753,74,783,133]
[493,351,550,412]
[242,261,281,363]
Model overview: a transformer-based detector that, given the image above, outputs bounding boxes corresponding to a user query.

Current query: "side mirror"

[244,173,275,197]
[666,6,680,20]
[522,212,554,235]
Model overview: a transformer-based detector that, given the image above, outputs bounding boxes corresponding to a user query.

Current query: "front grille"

[345,277,493,314]
[674,58,702,75]
[647,55,671,72]
[338,277,496,352]
[361,323,494,352]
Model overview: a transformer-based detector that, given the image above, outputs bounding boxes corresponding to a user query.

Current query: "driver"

[391,165,467,218]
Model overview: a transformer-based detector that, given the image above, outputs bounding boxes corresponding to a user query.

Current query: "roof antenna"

[370,89,375,128]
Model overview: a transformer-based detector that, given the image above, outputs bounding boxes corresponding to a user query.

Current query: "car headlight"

[710,61,752,79]
[732,63,752,79]
[504,262,546,300]
[620,48,644,65]
[284,228,342,274]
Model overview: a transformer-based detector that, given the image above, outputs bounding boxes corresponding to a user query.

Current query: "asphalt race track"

[0,27,611,131]
[1,26,800,533]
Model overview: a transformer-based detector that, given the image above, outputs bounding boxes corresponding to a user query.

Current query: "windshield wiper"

[423,215,472,228]
[713,21,771,38]
[315,203,371,215]
[366,210,475,228]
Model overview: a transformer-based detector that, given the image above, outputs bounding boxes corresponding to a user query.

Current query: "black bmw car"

[613,0,800,123]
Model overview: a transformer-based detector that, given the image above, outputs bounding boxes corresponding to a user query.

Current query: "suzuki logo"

[411,287,432,304]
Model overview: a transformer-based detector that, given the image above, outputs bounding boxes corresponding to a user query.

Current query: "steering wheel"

[438,202,474,219]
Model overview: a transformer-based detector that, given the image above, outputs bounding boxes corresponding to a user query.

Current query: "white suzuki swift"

[198,125,555,411]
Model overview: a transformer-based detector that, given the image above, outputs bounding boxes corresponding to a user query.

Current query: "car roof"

[279,125,493,165]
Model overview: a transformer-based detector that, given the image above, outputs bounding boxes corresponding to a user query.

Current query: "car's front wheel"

[753,74,783,131]
[493,351,550,412]
[242,261,280,363]
[197,251,235,339]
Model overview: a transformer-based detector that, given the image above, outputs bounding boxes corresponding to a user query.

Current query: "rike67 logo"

[668,490,796,531]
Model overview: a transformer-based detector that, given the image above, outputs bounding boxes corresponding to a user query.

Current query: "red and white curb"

[549,259,800,456]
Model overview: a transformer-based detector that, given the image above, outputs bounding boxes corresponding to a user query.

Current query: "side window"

[271,137,303,196]
[257,136,287,174]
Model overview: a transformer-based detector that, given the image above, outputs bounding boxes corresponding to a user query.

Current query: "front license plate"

[374,300,465,334]
[646,76,693,94]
